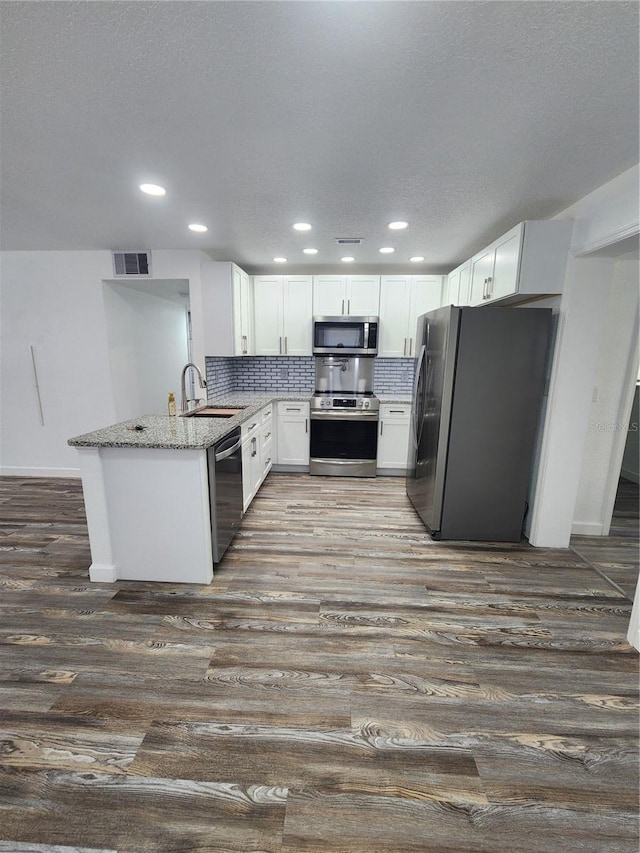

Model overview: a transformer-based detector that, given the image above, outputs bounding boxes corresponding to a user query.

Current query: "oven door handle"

[310,410,379,421]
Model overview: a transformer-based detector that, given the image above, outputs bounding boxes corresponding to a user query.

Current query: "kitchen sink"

[183,407,246,418]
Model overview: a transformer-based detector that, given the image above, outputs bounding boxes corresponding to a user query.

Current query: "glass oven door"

[310,411,379,476]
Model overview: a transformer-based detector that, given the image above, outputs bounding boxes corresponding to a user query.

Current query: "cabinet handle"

[305,418,308,433]
[286,407,301,412]
[403,338,407,357]
[242,334,247,354]
[389,409,406,414]
[341,298,345,315]
[265,432,271,439]
[248,422,257,431]
[284,336,288,354]
[279,336,283,354]
[251,436,257,457]
[408,338,413,356]
[380,421,384,435]
[486,276,493,298]
[347,299,350,314]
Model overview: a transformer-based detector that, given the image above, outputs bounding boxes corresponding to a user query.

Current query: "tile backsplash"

[205,356,414,398]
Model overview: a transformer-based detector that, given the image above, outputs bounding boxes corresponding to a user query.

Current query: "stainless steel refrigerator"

[406,306,552,541]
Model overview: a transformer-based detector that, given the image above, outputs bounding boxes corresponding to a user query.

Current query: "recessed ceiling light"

[273,257,287,263]
[188,223,208,233]
[379,247,395,254]
[388,221,409,230]
[409,256,425,262]
[293,222,312,231]
[139,183,166,196]
[341,256,355,263]
[303,248,318,255]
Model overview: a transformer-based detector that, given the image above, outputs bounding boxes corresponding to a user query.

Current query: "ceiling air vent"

[335,238,364,245]
[112,251,151,277]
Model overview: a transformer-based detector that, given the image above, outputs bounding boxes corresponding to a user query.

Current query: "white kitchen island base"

[77,446,214,584]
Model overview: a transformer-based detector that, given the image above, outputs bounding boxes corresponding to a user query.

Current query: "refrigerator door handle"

[411,344,427,449]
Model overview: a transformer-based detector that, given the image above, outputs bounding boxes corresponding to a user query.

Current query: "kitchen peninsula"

[69,389,412,585]
[68,393,305,584]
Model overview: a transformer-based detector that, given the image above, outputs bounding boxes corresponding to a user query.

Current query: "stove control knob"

[362,400,369,409]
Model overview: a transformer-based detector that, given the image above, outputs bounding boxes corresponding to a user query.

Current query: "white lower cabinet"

[377,403,411,472]
[241,404,273,511]
[276,401,310,466]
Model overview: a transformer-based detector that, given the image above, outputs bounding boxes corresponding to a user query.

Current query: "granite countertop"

[377,395,412,404]
[68,393,309,450]
[68,391,413,450]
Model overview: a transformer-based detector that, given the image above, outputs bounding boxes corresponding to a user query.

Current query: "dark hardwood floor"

[0,473,637,852]
[572,477,640,601]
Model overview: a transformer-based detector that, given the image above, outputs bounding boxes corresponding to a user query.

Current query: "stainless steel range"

[310,356,379,477]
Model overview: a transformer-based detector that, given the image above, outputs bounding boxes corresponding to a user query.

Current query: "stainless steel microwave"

[312,316,379,356]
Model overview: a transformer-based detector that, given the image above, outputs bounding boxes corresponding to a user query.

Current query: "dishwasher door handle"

[215,437,242,462]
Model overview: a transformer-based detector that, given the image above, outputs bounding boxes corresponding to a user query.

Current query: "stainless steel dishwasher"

[207,426,243,563]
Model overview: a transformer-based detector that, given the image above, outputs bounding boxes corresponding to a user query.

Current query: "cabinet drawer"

[241,415,260,441]
[277,401,309,417]
[380,404,411,420]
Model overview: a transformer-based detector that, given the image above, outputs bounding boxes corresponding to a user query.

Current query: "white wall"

[528,164,640,548]
[0,251,116,476]
[0,249,206,476]
[621,385,639,484]
[572,254,639,533]
[103,282,189,421]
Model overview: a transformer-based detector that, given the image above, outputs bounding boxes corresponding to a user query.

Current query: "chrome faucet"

[180,362,207,413]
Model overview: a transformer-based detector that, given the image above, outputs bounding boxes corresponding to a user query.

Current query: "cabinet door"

[257,413,273,486]
[378,277,412,357]
[347,276,380,315]
[443,270,458,307]
[253,276,284,356]
[469,248,495,306]
[408,276,443,355]
[313,276,346,315]
[237,269,253,355]
[282,276,313,355]
[241,437,254,511]
[457,262,472,305]
[276,402,310,465]
[488,225,522,302]
[377,405,411,469]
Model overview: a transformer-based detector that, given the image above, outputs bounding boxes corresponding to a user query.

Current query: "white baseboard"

[89,562,118,583]
[571,521,605,536]
[0,466,81,478]
[621,468,639,485]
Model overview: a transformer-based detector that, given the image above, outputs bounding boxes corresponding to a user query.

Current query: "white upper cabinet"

[201,261,253,357]
[445,261,471,306]
[468,221,572,307]
[378,275,443,357]
[253,275,313,356]
[312,275,380,316]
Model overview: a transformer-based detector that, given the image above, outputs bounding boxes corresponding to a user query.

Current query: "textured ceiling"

[1,1,638,273]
